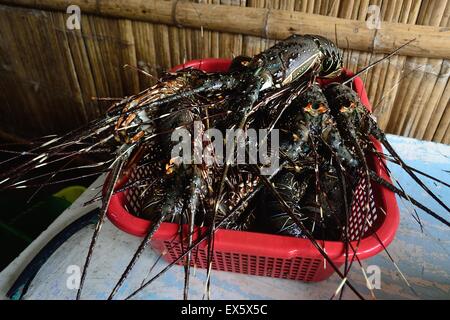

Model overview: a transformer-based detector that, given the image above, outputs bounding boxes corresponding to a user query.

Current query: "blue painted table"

[0,134,449,300]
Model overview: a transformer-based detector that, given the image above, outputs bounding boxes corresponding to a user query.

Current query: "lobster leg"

[107,165,190,299]
[76,148,128,300]
[183,172,205,300]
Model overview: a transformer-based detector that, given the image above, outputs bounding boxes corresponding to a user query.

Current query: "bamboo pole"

[387,0,429,134]
[395,1,447,137]
[131,21,159,89]
[338,0,357,73]
[0,5,93,136]
[168,25,181,67]
[381,0,422,132]
[392,0,434,135]
[358,0,378,105]
[372,0,414,130]
[431,77,450,142]
[118,19,140,95]
[50,12,90,123]
[2,0,450,59]
[435,98,450,143]
[60,12,101,118]
[434,112,450,143]
[368,0,399,115]
[424,64,450,141]
[209,0,220,59]
[217,0,244,60]
[405,1,447,138]
[243,0,272,57]
[414,1,450,140]
[443,125,450,144]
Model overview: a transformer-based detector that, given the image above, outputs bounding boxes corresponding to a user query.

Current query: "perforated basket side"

[123,158,386,282]
[158,240,324,282]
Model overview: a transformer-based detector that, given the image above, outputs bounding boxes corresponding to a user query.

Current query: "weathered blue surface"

[0,134,449,300]
[363,135,450,300]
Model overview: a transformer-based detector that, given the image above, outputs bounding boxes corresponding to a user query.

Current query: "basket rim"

[106,58,400,263]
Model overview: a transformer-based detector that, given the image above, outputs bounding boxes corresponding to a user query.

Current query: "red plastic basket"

[107,59,400,282]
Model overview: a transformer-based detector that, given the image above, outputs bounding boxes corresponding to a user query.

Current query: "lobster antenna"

[123,64,159,81]
[369,171,450,227]
[343,38,416,85]
[108,214,165,300]
[378,151,450,188]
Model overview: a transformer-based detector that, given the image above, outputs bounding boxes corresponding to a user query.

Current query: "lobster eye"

[339,102,355,114]
[339,106,349,113]
[316,103,328,113]
[323,59,332,70]
[312,102,326,110]
[304,102,327,115]
[304,103,313,112]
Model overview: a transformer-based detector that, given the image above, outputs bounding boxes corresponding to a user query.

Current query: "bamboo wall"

[0,0,449,144]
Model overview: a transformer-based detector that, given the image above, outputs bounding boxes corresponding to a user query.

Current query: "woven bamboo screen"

[0,0,449,143]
